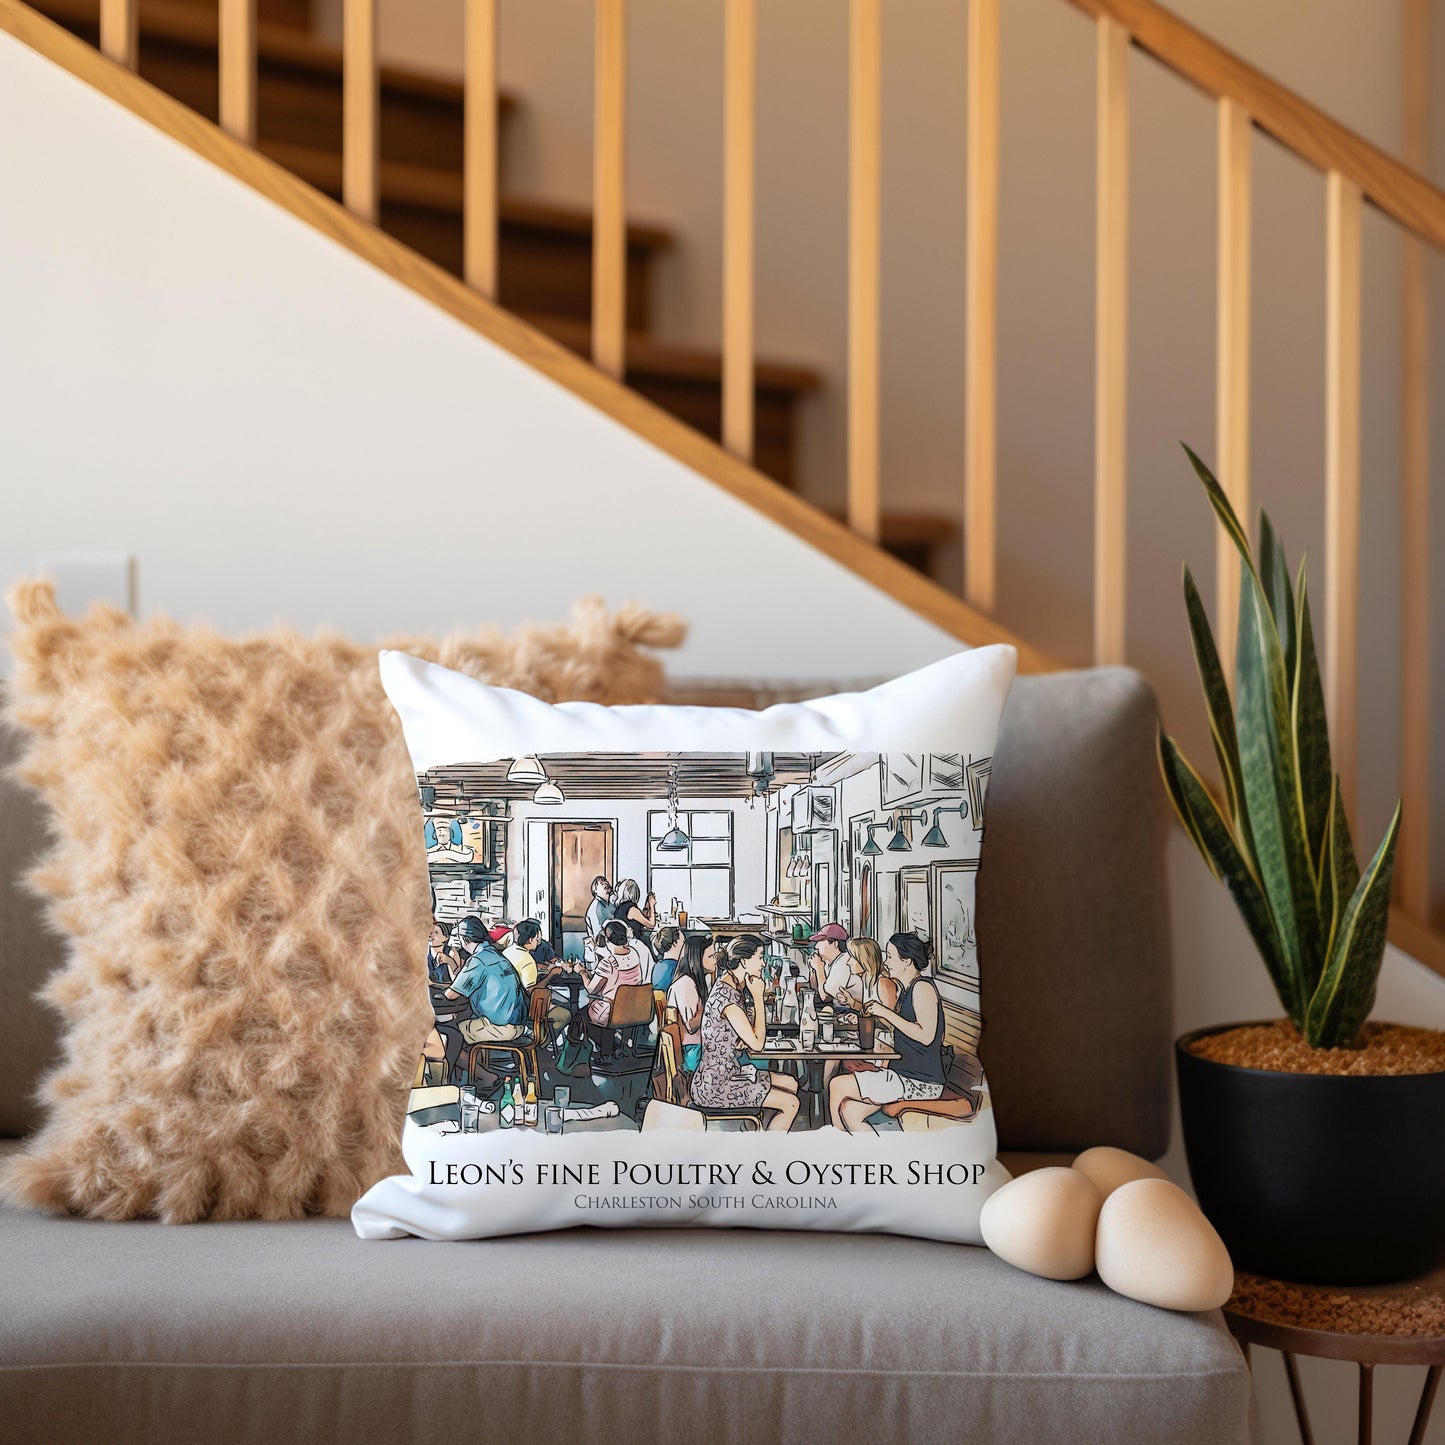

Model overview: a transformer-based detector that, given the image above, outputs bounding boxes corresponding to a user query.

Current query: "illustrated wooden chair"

[462,987,553,1097]
[605,983,657,1051]
[653,1028,683,1106]
[880,1086,981,1130]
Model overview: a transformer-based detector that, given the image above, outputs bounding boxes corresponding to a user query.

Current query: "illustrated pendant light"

[507,755,547,784]
[533,780,565,805]
[657,762,691,852]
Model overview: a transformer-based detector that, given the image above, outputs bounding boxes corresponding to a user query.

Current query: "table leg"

[1407,1363,1440,1445]
[1356,1361,1373,1445]
[1282,1351,1315,1445]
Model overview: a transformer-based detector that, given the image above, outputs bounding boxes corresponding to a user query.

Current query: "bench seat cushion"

[0,1149,1248,1445]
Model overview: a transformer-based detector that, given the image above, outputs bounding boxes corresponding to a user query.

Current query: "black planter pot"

[1176,1022,1445,1285]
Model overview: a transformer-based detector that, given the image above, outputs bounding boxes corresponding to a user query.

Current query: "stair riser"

[52,18,475,170]
[382,206,655,333]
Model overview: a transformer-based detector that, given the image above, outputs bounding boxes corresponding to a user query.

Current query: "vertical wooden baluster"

[593,0,627,379]
[1325,170,1362,821]
[219,0,257,146]
[99,0,137,68]
[1215,98,1251,686]
[1399,0,1431,915]
[343,0,379,222]
[1094,18,1129,666]
[722,0,756,462]
[964,0,1000,613]
[464,0,499,298]
[848,0,882,544]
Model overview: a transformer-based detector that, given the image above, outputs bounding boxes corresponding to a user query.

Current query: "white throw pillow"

[354,644,1016,1244]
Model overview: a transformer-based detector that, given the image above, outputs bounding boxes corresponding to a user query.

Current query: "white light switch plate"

[37,552,137,617]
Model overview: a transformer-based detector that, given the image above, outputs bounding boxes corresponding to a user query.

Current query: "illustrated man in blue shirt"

[444,916,528,1093]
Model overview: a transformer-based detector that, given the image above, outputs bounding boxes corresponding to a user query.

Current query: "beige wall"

[326,0,1439,908]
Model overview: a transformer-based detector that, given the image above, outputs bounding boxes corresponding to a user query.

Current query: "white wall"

[508,792,767,933]
[4,33,1445,1442]
[0,35,959,683]
[328,0,1441,915]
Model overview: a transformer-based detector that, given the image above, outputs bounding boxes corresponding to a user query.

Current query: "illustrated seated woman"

[828,932,954,1135]
[689,934,799,1131]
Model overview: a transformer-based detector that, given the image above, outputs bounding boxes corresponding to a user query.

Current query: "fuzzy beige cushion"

[2,580,683,1222]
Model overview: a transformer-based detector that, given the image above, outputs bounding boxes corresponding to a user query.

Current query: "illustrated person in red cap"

[808,922,852,1004]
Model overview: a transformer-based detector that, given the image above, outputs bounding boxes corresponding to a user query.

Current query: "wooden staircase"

[3,0,1445,971]
[30,0,953,572]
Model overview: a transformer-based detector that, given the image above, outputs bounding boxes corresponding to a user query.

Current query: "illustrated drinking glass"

[544,1105,564,1136]
[460,1090,481,1133]
[553,1085,570,1114]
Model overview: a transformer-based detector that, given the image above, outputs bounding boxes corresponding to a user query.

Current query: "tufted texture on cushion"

[1,580,683,1223]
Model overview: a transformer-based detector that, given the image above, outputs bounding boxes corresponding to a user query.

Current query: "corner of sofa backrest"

[0,700,62,1137]
[977,666,1172,1159]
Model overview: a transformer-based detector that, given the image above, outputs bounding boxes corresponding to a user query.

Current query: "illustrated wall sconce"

[888,810,932,851]
[921,802,970,848]
[858,822,893,857]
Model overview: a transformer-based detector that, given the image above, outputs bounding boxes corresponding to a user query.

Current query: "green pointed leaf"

[1320,778,1360,969]
[1159,731,1296,1021]
[1235,568,1318,1016]
[1182,565,1249,844]
[1158,726,1214,864]
[1259,512,1297,684]
[1292,568,1334,879]
[1304,802,1400,1047]
[1183,445,1257,578]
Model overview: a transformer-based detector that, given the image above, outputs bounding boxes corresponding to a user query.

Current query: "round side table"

[1223,1266,1445,1445]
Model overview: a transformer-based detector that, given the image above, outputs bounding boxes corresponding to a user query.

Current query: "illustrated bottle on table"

[500,1077,516,1129]
[799,987,818,1050]
[522,1080,538,1128]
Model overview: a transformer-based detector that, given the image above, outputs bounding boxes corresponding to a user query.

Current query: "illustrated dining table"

[757,1031,901,1128]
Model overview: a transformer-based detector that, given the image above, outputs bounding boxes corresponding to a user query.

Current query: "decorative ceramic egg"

[980,1166,1103,1280]
[1072,1145,1169,1199]
[1095,1178,1234,1312]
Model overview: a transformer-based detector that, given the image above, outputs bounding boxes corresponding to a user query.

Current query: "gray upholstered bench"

[0,670,1250,1444]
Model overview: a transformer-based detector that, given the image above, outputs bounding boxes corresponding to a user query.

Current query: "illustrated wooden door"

[550,821,615,958]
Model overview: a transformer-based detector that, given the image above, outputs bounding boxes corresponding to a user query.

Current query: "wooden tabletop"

[1224,1264,1445,1366]
[760,1040,900,1063]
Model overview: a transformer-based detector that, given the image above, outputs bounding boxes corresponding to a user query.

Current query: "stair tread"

[37,0,516,109]
[261,140,674,252]
[520,312,820,394]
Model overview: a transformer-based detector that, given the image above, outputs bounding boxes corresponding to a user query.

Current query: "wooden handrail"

[1058,0,1445,251]
[0,0,1059,679]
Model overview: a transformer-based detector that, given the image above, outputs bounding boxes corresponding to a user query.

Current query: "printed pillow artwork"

[353,644,1017,1245]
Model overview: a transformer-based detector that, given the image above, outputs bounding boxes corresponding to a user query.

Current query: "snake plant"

[1158,446,1401,1049]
